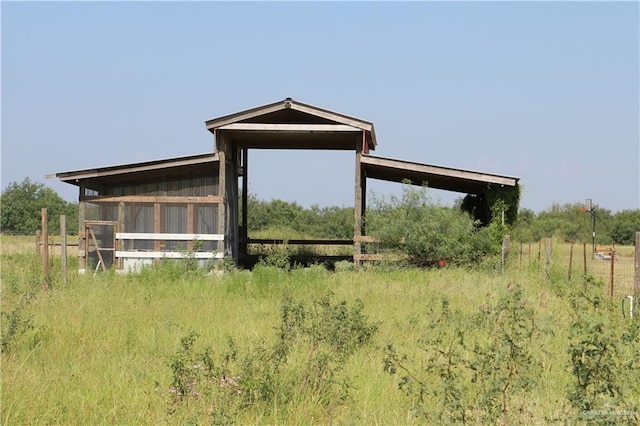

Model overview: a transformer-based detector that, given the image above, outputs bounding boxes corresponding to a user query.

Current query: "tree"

[367,184,502,265]
[0,178,78,234]
[610,210,640,245]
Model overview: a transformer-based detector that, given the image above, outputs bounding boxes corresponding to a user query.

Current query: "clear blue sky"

[2,1,638,213]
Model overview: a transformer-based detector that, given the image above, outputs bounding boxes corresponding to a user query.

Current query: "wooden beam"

[61,215,67,285]
[241,147,248,260]
[217,134,227,256]
[116,232,224,241]
[206,102,285,130]
[153,203,161,257]
[116,251,225,259]
[217,123,361,132]
[353,253,407,262]
[353,235,379,243]
[354,152,363,265]
[80,195,224,204]
[56,154,219,182]
[187,203,194,251]
[41,208,48,291]
[246,238,352,245]
[361,155,519,187]
[290,103,374,132]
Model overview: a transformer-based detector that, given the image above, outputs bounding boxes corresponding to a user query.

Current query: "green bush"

[167,292,378,423]
[383,283,542,424]
[367,184,502,265]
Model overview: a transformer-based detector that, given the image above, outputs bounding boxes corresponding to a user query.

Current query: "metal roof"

[50,153,219,187]
[361,154,519,194]
[205,98,377,150]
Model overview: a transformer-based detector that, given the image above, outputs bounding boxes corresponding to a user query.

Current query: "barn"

[52,98,520,272]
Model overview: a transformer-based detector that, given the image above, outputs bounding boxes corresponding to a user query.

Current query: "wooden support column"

[118,201,125,267]
[41,208,49,291]
[635,232,640,295]
[217,132,227,257]
[187,203,194,251]
[354,143,364,266]
[79,185,86,272]
[241,147,248,261]
[61,215,67,284]
[153,202,161,264]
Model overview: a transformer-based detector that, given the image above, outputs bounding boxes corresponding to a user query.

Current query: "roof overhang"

[360,154,519,194]
[50,153,219,189]
[205,98,377,151]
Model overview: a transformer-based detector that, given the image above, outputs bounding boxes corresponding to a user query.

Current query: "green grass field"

[1,235,638,424]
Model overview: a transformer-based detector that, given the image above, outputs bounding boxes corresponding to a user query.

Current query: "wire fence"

[511,239,637,298]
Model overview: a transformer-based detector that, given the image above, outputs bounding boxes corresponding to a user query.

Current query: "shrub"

[167,292,378,423]
[367,183,502,265]
[383,283,542,424]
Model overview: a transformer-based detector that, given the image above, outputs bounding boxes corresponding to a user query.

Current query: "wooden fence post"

[544,238,552,277]
[501,234,510,272]
[609,244,615,299]
[635,232,640,295]
[61,215,67,285]
[41,208,49,291]
[519,242,523,268]
[568,241,574,280]
[538,241,542,266]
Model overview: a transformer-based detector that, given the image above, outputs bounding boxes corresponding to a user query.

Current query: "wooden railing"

[115,232,225,260]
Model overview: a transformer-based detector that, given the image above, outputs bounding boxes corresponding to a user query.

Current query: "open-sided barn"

[52,98,520,272]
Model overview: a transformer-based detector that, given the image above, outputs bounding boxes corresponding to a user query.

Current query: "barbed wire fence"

[511,233,639,299]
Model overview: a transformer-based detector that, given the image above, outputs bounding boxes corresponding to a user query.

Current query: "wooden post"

[187,203,194,251]
[154,202,161,265]
[241,147,248,261]
[217,132,227,258]
[354,149,364,267]
[544,238,552,277]
[635,232,640,295]
[501,234,510,271]
[609,245,615,299]
[118,201,125,268]
[568,241,574,280]
[41,208,49,291]
[519,242,523,268]
[537,240,542,271]
[61,215,67,284]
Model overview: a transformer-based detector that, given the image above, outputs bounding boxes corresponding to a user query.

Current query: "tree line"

[2,179,639,248]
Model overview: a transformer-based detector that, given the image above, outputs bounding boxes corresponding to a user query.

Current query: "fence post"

[61,215,67,285]
[538,241,542,270]
[634,232,640,295]
[501,234,510,272]
[519,242,523,268]
[41,208,49,291]
[609,244,615,299]
[544,238,552,277]
[568,241,574,280]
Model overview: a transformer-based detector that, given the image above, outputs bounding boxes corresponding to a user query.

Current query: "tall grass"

[1,239,638,424]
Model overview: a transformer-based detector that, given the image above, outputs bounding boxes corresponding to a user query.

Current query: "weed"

[566,275,640,423]
[166,292,378,423]
[384,283,541,424]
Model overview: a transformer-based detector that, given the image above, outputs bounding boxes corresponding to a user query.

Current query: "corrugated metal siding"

[90,172,221,254]
[106,174,218,197]
[124,204,154,250]
[197,204,218,251]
